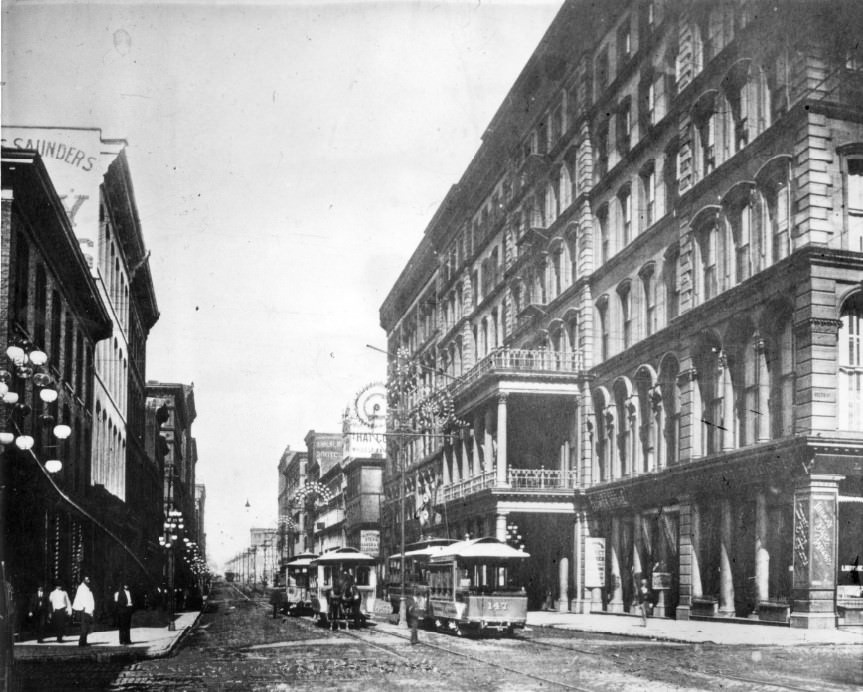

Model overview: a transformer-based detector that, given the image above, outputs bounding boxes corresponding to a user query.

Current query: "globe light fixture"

[39,388,58,403]
[28,349,48,366]
[0,432,15,446]
[52,424,72,440]
[14,435,34,451]
[44,459,63,474]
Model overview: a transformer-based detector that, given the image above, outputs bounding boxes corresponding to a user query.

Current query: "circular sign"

[354,382,387,429]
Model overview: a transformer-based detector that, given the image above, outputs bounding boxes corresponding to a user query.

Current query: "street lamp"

[159,508,184,631]
[0,340,68,474]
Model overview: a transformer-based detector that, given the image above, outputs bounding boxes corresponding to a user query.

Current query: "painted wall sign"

[584,537,606,589]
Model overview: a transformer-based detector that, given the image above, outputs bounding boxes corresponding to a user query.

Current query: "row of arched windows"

[92,400,127,499]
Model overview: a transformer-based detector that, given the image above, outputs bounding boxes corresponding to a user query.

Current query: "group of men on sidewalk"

[26,577,134,646]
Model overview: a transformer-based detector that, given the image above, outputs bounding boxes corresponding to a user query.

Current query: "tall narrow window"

[617,99,632,155]
[619,186,632,245]
[767,181,790,262]
[839,292,863,431]
[846,156,863,252]
[34,264,47,348]
[596,47,610,92]
[50,291,62,365]
[735,200,752,281]
[699,223,719,301]
[640,162,656,228]
[664,245,679,321]
[618,21,631,65]
[63,316,73,383]
[596,121,610,180]
[13,236,29,329]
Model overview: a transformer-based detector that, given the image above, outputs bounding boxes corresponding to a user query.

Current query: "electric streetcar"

[426,537,529,636]
[385,537,457,621]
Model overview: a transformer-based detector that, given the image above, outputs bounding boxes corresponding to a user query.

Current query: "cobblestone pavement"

[12,586,863,691]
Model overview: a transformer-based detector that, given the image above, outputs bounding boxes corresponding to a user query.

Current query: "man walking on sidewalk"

[48,583,71,642]
[114,584,134,644]
[72,576,95,646]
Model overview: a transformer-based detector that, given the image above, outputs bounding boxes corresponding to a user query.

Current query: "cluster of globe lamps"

[0,342,71,473]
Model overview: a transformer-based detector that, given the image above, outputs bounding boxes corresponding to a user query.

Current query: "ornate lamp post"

[159,508,184,631]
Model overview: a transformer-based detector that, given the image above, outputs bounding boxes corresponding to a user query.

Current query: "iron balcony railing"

[449,347,582,398]
[440,470,496,503]
[508,467,580,490]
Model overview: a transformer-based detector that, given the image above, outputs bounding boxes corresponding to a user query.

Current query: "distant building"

[380,0,863,628]
[146,382,198,592]
[277,446,308,569]
[304,430,344,553]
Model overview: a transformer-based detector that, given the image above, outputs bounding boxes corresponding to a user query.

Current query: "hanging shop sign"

[584,537,606,589]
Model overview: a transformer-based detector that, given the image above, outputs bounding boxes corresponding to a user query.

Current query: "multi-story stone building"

[380,0,863,628]
[277,446,308,570]
[146,381,198,591]
[2,126,161,589]
[304,430,345,553]
[2,147,112,600]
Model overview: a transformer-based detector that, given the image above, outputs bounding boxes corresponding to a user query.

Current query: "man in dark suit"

[27,585,50,643]
[113,584,134,645]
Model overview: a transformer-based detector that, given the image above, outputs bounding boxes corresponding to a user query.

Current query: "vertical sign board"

[584,537,606,589]
[360,530,380,558]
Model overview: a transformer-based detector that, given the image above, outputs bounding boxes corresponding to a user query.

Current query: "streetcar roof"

[311,547,377,565]
[429,537,531,561]
[285,552,317,567]
[389,538,459,560]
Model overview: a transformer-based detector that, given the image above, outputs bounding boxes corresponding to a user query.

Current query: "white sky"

[1,0,564,568]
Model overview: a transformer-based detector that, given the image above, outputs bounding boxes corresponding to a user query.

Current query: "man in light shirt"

[72,576,95,647]
[48,583,71,642]
[113,583,134,645]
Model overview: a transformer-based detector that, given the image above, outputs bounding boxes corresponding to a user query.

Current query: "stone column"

[676,495,698,620]
[654,513,669,618]
[484,408,494,475]
[632,512,644,581]
[473,413,483,474]
[791,474,844,629]
[557,557,570,612]
[609,516,624,612]
[442,441,451,486]
[719,351,735,452]
[496,394,509,486]
[718,498,736,617]
[495,513,508,542]
[572,513,589,614]
[754,490,769,609]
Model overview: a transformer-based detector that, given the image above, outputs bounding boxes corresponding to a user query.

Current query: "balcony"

[441,471,495,503]
[448,347,583,400]
[508,467,579,490]
[439,467,578,504]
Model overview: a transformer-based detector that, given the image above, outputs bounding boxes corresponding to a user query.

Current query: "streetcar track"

[228,590,854,692]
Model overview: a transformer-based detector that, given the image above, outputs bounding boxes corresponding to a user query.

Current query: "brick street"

[11,586,863,691]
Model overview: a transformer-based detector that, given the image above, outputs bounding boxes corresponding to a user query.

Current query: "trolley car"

[310,547,377,627]
[426,537,529,636]
[284,552,317,615]
[386,537,457,621]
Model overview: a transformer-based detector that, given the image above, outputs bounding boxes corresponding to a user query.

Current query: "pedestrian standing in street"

[269,586,284,618]
[637,578,651,627]
[72,576,95,646]
[48,583,71,642]
[27,585,50,643]
[113,583,134,644]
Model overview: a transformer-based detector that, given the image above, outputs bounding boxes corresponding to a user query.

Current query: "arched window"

[842,150,863,252]
[692,93,719,179]
[592,388,611,482]
[839,292,863,430]
[770,318,794,437]
[757,158,792,263]
[34,264,47,347]
[694,211,721,303]
[614,379,632,477]
[694,334,723,455]
[723,60,752,153]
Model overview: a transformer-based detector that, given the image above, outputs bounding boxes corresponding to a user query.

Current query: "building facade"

[145,382,199,593]
[2,147,112,605]
[277,446,308,571]
[380,0,863,627]
[304,430,345,554]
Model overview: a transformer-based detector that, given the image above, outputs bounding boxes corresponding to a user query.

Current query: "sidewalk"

[13,611,200,663]
[526,610,863,646]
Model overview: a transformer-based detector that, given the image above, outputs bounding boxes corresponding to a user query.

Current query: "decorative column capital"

[677,367,697,386]
[497,392,509,406]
